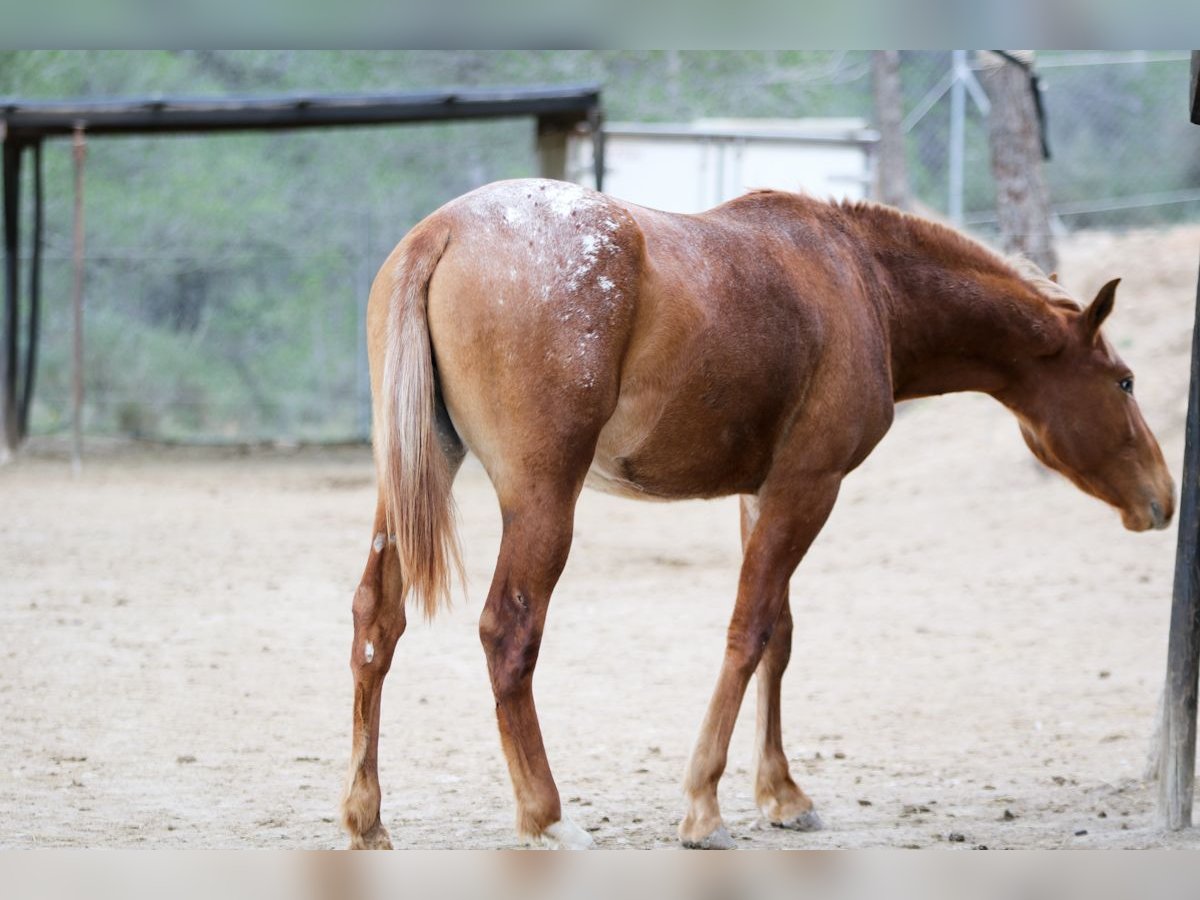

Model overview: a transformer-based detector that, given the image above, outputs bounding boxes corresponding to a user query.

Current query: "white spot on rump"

[546,182,589,218]
[565,229,617,291]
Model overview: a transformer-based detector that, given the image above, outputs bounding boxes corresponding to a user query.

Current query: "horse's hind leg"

[341,405,466,849]
[740,497,821,831]
[341,499,407,849]
[478,477,594,849]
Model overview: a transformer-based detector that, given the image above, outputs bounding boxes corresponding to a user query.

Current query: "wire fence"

[30,253,369,444]
[11,51,1200,446]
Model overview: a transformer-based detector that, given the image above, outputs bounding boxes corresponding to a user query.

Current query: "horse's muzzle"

[1149,498,1172,531]
[1121,491,1174,532]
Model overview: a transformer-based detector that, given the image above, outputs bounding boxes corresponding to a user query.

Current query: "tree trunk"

[980,51,1057,274]
[871,51,910,210]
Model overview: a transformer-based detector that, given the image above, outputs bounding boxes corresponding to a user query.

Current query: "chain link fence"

[32,252,368,443]
[899,51,1200,231]
[22,117,537,445]
[10,51,1199,446]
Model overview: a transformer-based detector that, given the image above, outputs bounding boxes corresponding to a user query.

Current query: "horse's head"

[1007,278,1174,532]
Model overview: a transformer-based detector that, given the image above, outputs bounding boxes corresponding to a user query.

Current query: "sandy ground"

[3,226,1200,849]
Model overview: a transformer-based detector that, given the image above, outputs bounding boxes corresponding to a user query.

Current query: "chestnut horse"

[340,179,1174,850]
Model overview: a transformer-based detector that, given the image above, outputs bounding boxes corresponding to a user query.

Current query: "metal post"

[19,140,43,440]
[1159,50,1200,830]
[2,138,21,460]
[71,124,87,474]
[948,50,967,225]
[355,211,372,442]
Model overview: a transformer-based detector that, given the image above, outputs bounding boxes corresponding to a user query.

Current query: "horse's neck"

[861,220,1059,402]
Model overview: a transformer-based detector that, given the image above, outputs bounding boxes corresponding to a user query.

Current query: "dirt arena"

[3,226,1200,849]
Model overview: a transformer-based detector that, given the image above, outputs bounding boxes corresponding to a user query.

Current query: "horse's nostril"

[1150,500,1168,530]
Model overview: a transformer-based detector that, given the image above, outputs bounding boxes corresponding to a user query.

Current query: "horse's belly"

[585,436,771,501]
[584,454,664,500]
[586,387,781,500]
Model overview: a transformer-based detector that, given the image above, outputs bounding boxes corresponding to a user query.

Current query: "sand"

[2,226,1199,849]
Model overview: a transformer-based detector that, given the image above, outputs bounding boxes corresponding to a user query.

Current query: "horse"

[339,178,1174,850]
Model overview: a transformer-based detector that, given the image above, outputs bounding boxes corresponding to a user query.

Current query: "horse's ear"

[1081,278,1119,340]
[1048,272,1059,283]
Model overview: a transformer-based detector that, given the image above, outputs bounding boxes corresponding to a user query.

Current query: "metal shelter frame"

[0,84,605,455]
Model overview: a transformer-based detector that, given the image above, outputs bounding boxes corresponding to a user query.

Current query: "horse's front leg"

[739,496,822,831]
[679,478,840,849]
[753,599,822,830]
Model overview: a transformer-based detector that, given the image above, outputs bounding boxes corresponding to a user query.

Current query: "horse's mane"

[1006,254,1081,311]
[727,189,1081,319]
[832,197,1081,313]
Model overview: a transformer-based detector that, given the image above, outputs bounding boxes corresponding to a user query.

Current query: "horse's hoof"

[348,821,393,850]
[538,817,595,849]
[772,808,823,832]
[681,824,735,850]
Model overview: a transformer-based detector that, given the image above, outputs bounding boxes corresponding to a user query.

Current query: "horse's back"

[418,180,843,502]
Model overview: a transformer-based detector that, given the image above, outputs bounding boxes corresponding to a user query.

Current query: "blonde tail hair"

[376,224,463,619]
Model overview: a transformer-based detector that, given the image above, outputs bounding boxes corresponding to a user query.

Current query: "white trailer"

[568,118,878,213]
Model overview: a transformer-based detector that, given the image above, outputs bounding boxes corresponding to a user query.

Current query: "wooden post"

[1160,252,1200,828]
[71,124,87,474]
[1158,51,1200,830]
[870,51,910,210]
[979,51,1057,274]
[536,119,569,182]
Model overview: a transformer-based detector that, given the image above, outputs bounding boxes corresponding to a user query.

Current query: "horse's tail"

[376,223,463,620]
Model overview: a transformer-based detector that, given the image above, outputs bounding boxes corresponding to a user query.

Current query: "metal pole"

[19,139,43,440]
[71,124,87,475]
[948,51,967,225]
[1,137,21,461]
[355,211,371,442]
[589,104,605,192]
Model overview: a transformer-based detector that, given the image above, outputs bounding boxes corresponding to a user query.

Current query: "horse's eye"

[1119,376,1134,394]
